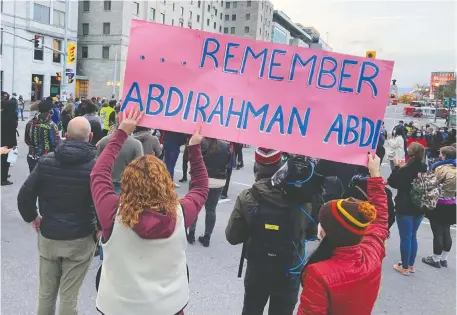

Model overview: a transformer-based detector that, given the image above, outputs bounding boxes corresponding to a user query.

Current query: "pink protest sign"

[122,20,394,165]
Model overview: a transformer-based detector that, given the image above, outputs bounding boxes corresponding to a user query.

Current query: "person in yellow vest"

[99,100,116,136]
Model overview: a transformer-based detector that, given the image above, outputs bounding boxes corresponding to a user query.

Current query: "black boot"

[198,234,211,247]
[179,177,188,183]
[187,230,195,244]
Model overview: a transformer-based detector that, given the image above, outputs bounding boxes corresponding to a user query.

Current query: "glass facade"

[271,26,288,44]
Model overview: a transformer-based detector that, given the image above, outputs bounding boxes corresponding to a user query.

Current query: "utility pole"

[11,0,16,94]
[60,0,70,101]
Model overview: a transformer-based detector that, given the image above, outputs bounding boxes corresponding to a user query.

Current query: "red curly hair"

[119,155,179,228]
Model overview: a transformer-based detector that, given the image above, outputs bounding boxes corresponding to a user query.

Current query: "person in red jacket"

[406,130,428,161]
[298,153,388,315]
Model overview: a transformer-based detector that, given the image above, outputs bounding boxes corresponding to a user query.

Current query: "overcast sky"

[271,0,456,89]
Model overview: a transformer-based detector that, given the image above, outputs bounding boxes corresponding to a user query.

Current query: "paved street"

[1,115,455,315]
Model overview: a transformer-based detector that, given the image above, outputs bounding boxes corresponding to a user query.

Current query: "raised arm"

[180,128,209,228]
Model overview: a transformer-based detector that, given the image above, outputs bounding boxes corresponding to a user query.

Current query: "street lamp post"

[60,0,69,101]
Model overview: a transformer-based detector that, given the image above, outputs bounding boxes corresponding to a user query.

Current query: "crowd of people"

[0,91,454,315]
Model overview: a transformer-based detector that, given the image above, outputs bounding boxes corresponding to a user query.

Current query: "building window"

[233,1,237,8]
[221,1,224,7]
[215,8,218,16]
[261,2,263,9]
[230,26,235,34]
[33,3,50,24]
[102,46,109,59]
[134,2,139,15]
[247,0,251,7]
[244,26,249,33]
[83,0,90,12]
[52,39,61,63]
[148,7,156,20]
[246,13,250,20]
[179,21,183,27]
[53,10,65,27]
[172,19,174,25]
[180,6,184,15]
[206,18,209,26]
[104,0,111,11]
[213,21,216,29]
[161,13,165,23]
[232,14,236,21]
[103,22,110,34]
[207,4,210,12]
[82,23,89,35]
[198,0,201,8]
[219,25,222,32]
[220,13,222,19]
[226,2,230,8]
[197,14,200,22]
[260,15,262,22]
[172,3,175,11]
[259,28,262,35]
[189,11,192,19]
[33,35,44,60]
[225,14,229,21]
[224,27,228,34]
[82,46,88,58]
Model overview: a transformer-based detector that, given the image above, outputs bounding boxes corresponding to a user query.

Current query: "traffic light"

[67,43,76,64]
[366,51,376,59]
[56,72,61,81]
[34,35,40,48]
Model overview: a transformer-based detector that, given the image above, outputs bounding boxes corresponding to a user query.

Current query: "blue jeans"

[163,142,180,180]
[396,214,423,269]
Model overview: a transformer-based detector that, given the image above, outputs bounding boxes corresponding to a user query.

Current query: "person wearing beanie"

[226,147,316,315]
[24,99,61,172]
[298,154,389,315]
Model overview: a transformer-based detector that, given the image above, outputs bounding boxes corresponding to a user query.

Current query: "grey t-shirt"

[97,133,144,183]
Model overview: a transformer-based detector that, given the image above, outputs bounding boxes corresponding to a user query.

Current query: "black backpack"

[241,187,295,274]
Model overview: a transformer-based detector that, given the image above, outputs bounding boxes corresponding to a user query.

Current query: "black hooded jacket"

[18,140,98,240]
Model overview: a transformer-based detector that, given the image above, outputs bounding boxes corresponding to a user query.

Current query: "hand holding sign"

[119,109,144,135]
[189,126,203,146]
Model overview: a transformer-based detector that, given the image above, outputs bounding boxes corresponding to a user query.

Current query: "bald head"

[67,117,92,142]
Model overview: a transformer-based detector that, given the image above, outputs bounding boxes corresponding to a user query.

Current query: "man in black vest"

[18,117,98,315]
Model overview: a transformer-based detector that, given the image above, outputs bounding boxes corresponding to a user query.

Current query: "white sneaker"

[174,182,180,188]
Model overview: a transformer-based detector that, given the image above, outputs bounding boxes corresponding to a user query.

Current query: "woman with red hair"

[90,110,208,315]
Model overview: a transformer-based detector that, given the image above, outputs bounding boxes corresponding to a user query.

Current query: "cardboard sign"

[121,20,394,165]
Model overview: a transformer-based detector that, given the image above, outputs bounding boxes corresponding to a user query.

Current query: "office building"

[77,0,276,99]
[223,0,273,41]
[1,0,78,102]
[271,11,311,48]
[297,24,332,51]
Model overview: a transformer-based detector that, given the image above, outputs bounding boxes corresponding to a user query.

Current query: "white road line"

[218,199,231,204]
[233,181,251,187]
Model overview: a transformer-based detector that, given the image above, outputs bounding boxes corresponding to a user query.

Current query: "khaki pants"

[37,233,96,315]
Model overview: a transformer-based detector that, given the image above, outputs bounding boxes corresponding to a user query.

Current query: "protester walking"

[422,146,456,268]
[298,154,388,315]
[18,95,25,121]
[162,131,188,188]
[61,102,75,135]
[90,110,208,315]
[188,138,230,247]
[99,100,115,137]
[24,99,60,173]
[82,100,103,145]
[179,143,190,183]
[234,142,244,169]
[17,117,98,315]
[97,122,143,194]
[221,141,236,199]
[388,143,428,275]
[226,148,318,315]
[1,98,18,185]
[133,126,162,157]
[386,127,406,170]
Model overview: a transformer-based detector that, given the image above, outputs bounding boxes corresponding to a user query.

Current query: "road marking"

[233,181,251,187]
[218,199,231,204]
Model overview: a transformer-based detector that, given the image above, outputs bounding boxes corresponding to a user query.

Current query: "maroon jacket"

[298,177,388,315]
[90,129,209,241]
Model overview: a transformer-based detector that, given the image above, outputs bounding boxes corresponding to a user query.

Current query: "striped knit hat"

[318,198,376,247]
[255,147,281,165]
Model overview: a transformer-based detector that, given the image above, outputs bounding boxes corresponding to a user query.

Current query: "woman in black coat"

[1,99,18,185]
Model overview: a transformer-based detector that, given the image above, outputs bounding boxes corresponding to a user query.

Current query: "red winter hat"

[255,147,281,165]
